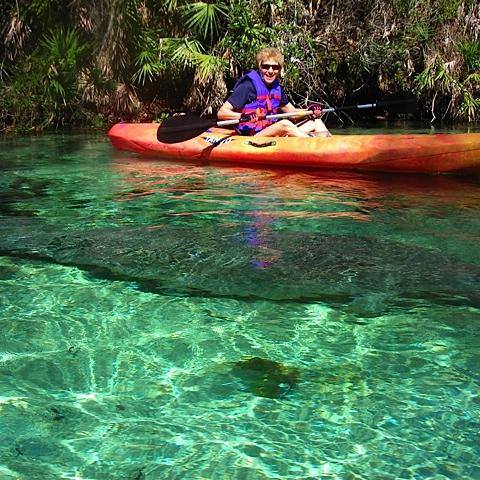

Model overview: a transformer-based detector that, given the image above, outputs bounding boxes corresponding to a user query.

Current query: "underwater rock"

[230,357,301,399]
[0,217,479,313]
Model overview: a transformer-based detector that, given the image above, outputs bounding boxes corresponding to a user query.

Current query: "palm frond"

[79,67,114,106]
[458,90,480,122]
[133,50,164,84]
[166,37,205,68]
[39,28,92,107]
[132,28,164,85]
[163,0,180,13]
[192,52,227,80]
[182,2,228,40]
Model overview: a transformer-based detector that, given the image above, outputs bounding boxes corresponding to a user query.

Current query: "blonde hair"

[256,47,284,69]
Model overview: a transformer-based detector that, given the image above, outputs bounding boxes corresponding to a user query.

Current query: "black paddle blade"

[157,114,217,144]
[378,91,418,114]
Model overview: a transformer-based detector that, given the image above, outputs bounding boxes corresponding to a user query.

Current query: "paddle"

[157,91,417,144]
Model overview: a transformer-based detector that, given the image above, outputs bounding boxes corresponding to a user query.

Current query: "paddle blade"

[378,91,418,114]
[157,114,217,144]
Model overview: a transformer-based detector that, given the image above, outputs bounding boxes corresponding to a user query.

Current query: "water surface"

[0,130,479,479]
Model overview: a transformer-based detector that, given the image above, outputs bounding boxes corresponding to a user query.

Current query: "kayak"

[108,123,480,175]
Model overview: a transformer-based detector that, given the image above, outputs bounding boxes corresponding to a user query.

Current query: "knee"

[277,119,296,133]
[277,119,291,128]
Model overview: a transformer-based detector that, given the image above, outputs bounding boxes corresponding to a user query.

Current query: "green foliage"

[394,0,461,21]
[220,0,276,70]
[434,0,462,22]
[194,53,228,81]
[1,27,92,132]
[132,29,165,85]
[457,40,480,72]
[167,37,205,67]
[161,37,227,81]
[163,0,180,13]
[458,89,480,122]
[415,56,480,121]
[26,0,61,16]
[2,0,480,130]
[40,28,92,108]
[182,2,228,41]
[411,21,433,45]
[393,0,416,14]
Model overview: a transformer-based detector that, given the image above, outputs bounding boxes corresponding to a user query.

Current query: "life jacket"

[235,70,282,135]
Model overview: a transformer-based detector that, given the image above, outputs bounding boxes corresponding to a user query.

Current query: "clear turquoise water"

[1,131,480,479]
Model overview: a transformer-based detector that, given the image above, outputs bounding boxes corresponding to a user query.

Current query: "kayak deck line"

[108,123,480,175]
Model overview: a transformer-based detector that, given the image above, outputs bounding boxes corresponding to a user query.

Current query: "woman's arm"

[217,101,242,121]
[280,102,298,114]
[281,102,322,119]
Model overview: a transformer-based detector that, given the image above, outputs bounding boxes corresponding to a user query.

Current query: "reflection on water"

[0,132,479,479]
[112,154,480,264]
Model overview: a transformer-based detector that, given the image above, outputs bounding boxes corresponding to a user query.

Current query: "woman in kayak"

[217,47,331,138]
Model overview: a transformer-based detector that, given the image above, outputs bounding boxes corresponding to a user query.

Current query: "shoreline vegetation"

[1,0,479,134]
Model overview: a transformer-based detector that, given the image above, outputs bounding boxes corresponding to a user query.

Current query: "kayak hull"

[108,123,480,175]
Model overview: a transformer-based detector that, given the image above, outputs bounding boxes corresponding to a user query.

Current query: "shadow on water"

[0,142,480,317]
[0,133,105,169]
[229,357,301,399]
[1,214,479,317]
[0,176,53,217]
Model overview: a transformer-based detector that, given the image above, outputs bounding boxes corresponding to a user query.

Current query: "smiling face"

[255,47,284,86]
[259,58,281,85]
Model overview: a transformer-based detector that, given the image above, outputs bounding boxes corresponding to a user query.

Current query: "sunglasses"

[261,63,281,71]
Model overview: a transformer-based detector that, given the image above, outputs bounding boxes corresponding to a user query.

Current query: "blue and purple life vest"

[235,70,282,135]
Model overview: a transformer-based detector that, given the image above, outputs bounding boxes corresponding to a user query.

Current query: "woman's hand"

[239,108,261,123]
[308,103,323,118]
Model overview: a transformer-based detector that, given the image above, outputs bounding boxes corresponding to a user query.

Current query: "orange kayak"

[108,123,480,175]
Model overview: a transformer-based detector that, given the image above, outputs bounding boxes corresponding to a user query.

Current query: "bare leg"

[254,119,310,138]
[298,119,331,137]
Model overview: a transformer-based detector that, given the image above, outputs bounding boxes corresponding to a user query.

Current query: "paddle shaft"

[216,110,311,127]
[216,100,401,127]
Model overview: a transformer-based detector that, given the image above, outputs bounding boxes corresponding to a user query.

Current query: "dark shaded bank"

[1,217,479,316]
